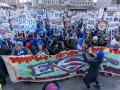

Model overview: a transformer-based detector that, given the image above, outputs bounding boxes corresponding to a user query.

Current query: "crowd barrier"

[2,47,120,82]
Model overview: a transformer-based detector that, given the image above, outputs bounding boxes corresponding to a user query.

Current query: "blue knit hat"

[78,38,85,45]
[0,40,3,46]
[37,41,43,46]
[85,29,87,31]
[49,35,53,40]
[35,28,40,32]
[67,33,71,37]
[73,32,76,36]
[55,30,59,33]
[13,37,17,42]
[96,51,104,58]
[32,38,39,44]
[37,33,41,37]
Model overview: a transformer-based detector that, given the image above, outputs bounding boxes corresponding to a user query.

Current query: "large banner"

[2,47,120,82]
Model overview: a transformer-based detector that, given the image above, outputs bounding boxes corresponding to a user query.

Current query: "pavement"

[2,73,120,90]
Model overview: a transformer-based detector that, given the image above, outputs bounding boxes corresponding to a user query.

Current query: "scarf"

[38,50,44,55]
[17,48,25,56]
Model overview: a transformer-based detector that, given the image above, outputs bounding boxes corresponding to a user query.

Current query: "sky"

[20,0,97,3]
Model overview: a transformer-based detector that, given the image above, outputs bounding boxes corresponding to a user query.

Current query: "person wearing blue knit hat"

[82,50,104,90]
[36,41,46,57]
[54,29,60,38]
[76,38,87,51]
[82,29,87,39]
[71,32,78,50]
[64,33,72,49]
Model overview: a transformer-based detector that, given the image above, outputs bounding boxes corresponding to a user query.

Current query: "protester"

[42,81,61,90]
[11,41,33,56]
[76,38,87,51]
[110,35,120,48]
[36,41,46,57]
[0,40,11,76]
[83,51,104,90]
[71,32,78,50]
[0,40,11,86]
[87,36,107,49]
[64,33,73,49]
[57,41,68,53]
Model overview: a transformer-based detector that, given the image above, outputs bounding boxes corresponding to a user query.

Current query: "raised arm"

[83,53,96,65]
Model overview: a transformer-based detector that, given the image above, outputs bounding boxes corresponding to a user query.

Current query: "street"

[3,73,120,90]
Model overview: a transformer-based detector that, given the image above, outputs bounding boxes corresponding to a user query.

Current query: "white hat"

[93,36,98,41]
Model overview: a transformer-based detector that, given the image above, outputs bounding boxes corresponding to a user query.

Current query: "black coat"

[87,41,107,49]
[83,53,103,85]
[64,39,73,49]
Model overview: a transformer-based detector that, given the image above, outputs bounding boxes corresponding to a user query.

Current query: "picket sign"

[83,17,88,25]
[50,17,56,28]
[1,23,14,39]
[36,15,42,21]
[115,22,120,28]
[104,7,117,21]
[12,22,21,33]
[108,22,115,31]
[56,17,64,29]
[19,18,36,31]
[87,18,95,29]
[99,8,104,18]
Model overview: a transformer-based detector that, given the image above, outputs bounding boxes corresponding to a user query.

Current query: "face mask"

[116,38,119,41]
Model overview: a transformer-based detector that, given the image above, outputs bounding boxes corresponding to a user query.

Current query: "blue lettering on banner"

[28,62,54,76]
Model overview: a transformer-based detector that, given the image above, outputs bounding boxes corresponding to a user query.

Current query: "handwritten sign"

[87,18,95,29]
[12,23,21,33]
[37,15,42,21]
[2,23,14,38]
[56,18,63,29]
[19,18,36,31]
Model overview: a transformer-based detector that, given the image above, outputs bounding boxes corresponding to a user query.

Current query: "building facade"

[94,0,120,11]
[5,0,20,8]
[32,0,95,10]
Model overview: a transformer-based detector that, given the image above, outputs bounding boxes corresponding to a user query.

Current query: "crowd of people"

[0,15,120,89]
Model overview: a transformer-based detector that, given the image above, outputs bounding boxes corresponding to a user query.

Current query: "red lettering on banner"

[109,48,114,53]
[91,47,105,53]
[9,51,79,64]
[44,56,48,60]
[49,55,52,58]
[109,48,120,55]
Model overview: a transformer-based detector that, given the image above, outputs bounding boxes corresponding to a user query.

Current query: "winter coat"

[58,46,68,53]
[46,38,58,55]
[87,41,107,49]
[11,47,33,56]
[98,36,102,43]
[30,45,37,55]
[0,45,11,67]
[71,37,78,50]
[83,53,103,85]
[64,39,73,49]
[76,44,87,51]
